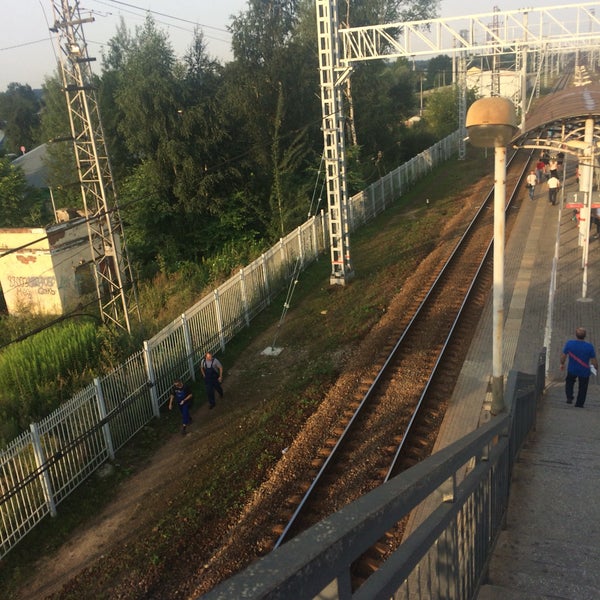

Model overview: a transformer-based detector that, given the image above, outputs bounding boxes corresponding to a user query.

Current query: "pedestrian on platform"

[547,174,560,205]
[548,157,559,178]
[535,157,546,184]
[560,327,598,407]
[169,379,193,434]
[593,207,600,239]
[526,170,537,200]
[201,352,224,409]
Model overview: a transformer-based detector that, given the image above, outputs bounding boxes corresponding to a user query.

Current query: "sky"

[0,1,577,92]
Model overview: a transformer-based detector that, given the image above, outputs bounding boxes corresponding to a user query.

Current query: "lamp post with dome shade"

[466,97,520,415]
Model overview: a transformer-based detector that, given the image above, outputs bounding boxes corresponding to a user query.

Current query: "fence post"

[239,268,251,327]
[181,313,196,380]
[261,253,271,303]
[213,289,226,352]
[94,377,115,460]
[143,342,161,417]
[297,228,304,265]
[321,210,328,249]
[310,215,319,260]
[279,238,286,276]
[29,422,57,517]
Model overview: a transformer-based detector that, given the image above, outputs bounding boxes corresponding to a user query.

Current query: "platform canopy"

[519,84,600,144]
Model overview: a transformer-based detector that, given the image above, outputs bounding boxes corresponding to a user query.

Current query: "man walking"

[526,170,537,200]
[560,327,598,407]
[169,379,193,434]
[201,352,224,409]
[547,174,560,205]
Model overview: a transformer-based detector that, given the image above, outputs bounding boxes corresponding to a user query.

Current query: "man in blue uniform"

[560,327,598,407]
[201,352,224,409]
[168,379,193,434]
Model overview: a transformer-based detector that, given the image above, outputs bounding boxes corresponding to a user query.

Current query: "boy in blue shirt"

[169,379,193,434]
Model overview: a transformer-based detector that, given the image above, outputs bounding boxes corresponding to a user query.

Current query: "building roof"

[521,84,600,138]
[11,143,49,188]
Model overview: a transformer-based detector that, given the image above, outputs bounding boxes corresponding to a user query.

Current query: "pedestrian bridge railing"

[202,351,545,600]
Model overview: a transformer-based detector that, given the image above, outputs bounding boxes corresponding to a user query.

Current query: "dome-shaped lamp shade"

[466,97,519,147]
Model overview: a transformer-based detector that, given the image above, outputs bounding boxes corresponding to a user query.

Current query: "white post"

[29,423,57,517]
[94,377,115,459]
[580,118,595,301]
[492,146,506,414]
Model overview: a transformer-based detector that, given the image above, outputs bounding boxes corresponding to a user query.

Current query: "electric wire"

[307,152,324,218]
[268,255,303,352]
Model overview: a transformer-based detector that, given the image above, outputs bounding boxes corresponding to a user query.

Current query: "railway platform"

[412,165,600,598]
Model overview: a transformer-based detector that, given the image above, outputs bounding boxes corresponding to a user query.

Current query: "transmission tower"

[50,0,139,333]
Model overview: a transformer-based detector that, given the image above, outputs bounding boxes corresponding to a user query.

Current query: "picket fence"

[0,131,460,557]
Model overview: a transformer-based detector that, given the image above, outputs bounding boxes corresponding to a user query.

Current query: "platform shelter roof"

[521,84,600,140]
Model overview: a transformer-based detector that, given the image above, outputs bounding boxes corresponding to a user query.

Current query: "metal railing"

[0,132,460,558]
[201,350,546,600]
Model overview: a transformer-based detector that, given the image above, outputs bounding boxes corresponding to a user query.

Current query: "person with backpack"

[201,352,224,410]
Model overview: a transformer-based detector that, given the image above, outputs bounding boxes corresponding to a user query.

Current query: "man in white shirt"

[526,170,537,200]
[547,175,560,205]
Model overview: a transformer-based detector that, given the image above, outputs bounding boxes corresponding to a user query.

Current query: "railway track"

[266,150,531,585]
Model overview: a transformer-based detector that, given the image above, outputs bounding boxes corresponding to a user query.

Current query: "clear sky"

[0,1,577,92]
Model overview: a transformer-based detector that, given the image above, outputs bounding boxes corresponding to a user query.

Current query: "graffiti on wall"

[8,275,57,298]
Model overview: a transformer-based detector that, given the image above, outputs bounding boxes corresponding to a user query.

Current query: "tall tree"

[38,74,82,211]
[226,0,321,240]
[0,83,42,155]
[423,85,477,138]
[0,157,48,226]
[426,55,453,88]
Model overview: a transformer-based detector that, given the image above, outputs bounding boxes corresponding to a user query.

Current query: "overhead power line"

[92,0,231,34]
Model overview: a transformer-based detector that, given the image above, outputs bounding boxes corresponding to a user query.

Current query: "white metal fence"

[0,131,460,558]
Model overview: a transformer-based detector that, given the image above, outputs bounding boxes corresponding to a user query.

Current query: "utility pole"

[50,0,139,333]
[316,0,354,285]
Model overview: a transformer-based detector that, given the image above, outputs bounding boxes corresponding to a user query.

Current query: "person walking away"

[547,174,560,205]
[201,352,224,409]
[526,170,537,200]
[535,157,546,184]
[593,206,600,239]
[169,379,193,434]
[560,327,598,407]
[548,156,559,178]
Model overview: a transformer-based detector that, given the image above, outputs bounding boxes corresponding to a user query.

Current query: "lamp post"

[466,97,520,415]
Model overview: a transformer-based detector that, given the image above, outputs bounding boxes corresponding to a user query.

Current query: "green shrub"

[0,320,100,444]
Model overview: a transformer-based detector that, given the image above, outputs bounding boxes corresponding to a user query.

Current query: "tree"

[38,74,82,211]
[0,157,49,227]
[0,83,42,155]
[225,0,322,240]
[426,55,453,89]
[423,85,478,138]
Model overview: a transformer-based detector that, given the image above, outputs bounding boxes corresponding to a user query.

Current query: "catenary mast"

[50,0,139,333]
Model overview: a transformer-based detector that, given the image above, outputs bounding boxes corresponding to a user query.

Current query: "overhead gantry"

[316,1,600,284]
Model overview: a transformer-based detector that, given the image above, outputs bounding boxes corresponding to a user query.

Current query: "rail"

[272,149,531,550]
[201,350,545,600]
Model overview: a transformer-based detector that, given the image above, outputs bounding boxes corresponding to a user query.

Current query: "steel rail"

[274,149,532,550]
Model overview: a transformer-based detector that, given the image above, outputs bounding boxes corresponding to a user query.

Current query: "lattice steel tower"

[50,0,138,333]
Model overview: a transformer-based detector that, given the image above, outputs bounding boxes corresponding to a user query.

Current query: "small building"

[11,143,49,188]
[0,212,98,316]
[466,67,522,102]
